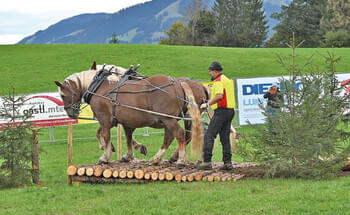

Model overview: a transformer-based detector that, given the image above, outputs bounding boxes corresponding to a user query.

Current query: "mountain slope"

[18,0,285,44]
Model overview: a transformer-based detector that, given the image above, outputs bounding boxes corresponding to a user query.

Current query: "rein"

[80,66,196,125]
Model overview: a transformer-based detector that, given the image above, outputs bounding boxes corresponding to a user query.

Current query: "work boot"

[219,162,233,171]
[195,161,212,170]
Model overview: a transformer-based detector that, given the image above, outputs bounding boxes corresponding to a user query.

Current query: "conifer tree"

[213,0,268,47]
[271,0,326,47]
[239,35,350,178]
[0,88,34,187]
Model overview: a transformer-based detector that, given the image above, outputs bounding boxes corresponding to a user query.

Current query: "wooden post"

[117,124,122,160]
[31,129,40,184]
[67,123,73,185]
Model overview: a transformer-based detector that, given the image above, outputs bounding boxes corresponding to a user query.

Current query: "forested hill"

[18,0,283,44]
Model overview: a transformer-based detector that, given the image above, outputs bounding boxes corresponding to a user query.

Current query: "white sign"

[0,92,77,127]
[236,73,350,125]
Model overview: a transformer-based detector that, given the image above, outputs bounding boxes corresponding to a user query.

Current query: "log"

[77,167,86,176]
[175,169,197,182]
[144,172,151,180]
[94,167,103,177]
[200,170,216,182]
[103,169,113,178]
[165,172,174,181]
[119,170,127,179]
[151,172,159,181]
[135,169,144,179]
[72,176,150,184]
[220,173,232,182]
[112,169,119,178]
[86,167,94,176]
[67,165,77,176]
[127,170,134,179]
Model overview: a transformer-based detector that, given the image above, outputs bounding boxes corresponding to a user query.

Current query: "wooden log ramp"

[67,159,250,184]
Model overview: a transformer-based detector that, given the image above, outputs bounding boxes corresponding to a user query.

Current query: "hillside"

[18,0,285,44]
[0,44,349,95]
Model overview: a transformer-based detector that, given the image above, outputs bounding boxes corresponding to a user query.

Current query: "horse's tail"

[180,82,203,159]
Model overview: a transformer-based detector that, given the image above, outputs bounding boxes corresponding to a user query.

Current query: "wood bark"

[31,130,40,184]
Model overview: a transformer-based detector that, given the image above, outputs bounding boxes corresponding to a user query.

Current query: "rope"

[79,91,193,121]
[118,103,193,121]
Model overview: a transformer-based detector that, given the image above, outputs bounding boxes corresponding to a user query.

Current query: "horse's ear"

[91,61,97,70]
[54,81,63,88]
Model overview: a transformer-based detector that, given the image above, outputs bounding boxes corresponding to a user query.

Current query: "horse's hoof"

[169,157,177,164]
[120,157,131,163]
[97,160,109,165]
[176,163,186,169]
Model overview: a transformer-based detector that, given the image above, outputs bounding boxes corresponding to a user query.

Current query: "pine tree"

[213,0,268,47]
[239,35,350,179]
[109,32,119,44]
[0,88,34,187]
[271,0,327,47]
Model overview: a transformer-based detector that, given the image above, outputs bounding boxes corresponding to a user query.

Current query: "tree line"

[159,0,350,48]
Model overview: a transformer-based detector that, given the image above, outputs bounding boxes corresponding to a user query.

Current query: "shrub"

[325,30,350,47]
[0,88,34,187]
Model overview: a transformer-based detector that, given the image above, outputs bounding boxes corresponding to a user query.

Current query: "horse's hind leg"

[169,118,192,163]
[161,119,187,168]
[149,127,174,165]
[120,126,135,162]
[132,138,147,155]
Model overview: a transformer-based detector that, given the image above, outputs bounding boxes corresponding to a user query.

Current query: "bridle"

[62,81,81,113]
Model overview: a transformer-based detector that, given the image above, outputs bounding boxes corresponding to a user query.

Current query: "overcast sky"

[0,0,289,45]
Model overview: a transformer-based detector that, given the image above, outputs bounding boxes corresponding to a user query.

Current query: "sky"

[0,0,289,45]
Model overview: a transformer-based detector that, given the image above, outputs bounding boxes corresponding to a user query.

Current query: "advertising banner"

[236,73,350,125]
[0,92,77,127]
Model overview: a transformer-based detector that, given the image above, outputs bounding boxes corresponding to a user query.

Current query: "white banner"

[0,92,77,127]
[236,73,350,125]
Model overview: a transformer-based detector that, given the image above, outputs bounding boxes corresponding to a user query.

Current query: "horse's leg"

[132,138,148,155]
[169,118,192,163]
[96,126,105,150]
[98,125,112,164]
[162,119,187,168]
[120,126,135,162]
[149,127,174,165]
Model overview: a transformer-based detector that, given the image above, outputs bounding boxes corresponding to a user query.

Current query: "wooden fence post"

[32,129,40,184]
[117,124,122,160]
[67,123,73,185]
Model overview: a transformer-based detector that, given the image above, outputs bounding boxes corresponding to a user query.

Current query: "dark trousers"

[203,108,235,163]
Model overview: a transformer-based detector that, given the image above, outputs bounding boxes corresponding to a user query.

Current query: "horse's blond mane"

[65,64,127,90]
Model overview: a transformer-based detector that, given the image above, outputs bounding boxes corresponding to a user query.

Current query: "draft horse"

[55,63,207,168]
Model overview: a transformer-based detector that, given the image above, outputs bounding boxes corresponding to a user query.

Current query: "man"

[263,83,283,115]
[196,61,235,171]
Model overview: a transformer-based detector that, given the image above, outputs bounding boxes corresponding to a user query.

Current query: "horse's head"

[54,80,81,119]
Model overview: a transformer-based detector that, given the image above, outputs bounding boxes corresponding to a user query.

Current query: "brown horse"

[55,63,207,167]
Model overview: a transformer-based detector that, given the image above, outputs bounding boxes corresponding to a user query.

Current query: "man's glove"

[200,102,209,109]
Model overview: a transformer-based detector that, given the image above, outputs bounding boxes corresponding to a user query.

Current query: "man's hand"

[200,102,209,109]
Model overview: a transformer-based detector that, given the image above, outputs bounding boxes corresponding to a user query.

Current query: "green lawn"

[0,44,350,215]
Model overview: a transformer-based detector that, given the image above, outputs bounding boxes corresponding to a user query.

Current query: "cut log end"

[103,169,112,178]
[77,167,86,176]
[67,165,77,176]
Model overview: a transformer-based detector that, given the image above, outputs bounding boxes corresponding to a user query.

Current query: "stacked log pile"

[67,159,253,184]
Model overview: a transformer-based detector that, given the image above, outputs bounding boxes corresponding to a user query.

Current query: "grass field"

[0,44,350,215]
